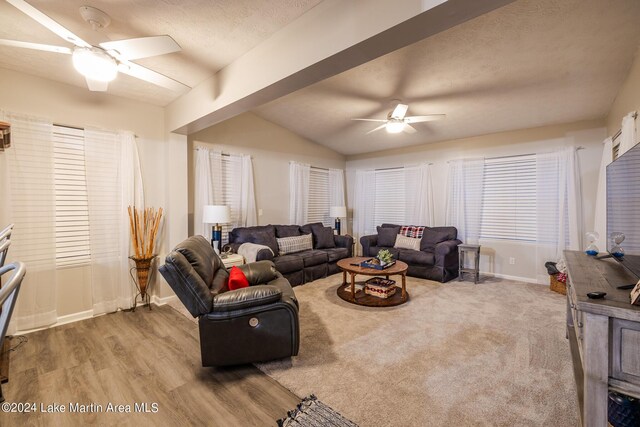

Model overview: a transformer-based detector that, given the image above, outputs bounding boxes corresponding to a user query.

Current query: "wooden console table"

[565,251,640,426]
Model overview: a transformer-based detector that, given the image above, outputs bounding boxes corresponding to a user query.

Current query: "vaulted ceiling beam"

[165,0,516,134]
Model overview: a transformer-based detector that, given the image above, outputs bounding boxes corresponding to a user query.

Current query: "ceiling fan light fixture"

[72,47,117,82]
[386,120,405,134]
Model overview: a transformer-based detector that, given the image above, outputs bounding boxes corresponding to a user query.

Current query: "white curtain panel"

[237,154,258,227]
[619,111,638,156]
[353,169,376,255]
[194,147,214,238]
[405,163,434,226]
[535,147,582,283]
[289,161,310,224]
[194,147,257,237]
[85,128,125,315]
[445,159,484,244]
[1,111,57,330]
[593,137,613,251]
[328,168,346,208]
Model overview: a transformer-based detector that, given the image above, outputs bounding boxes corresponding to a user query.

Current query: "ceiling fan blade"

[118,60,190,93]
[0,39,71,54]
[403,124,417,134]
[6,0,90,48]
[100,35,181,60]
[404,114,446,123]
[391,103,409,119]
[85,77,108,92]
[351,118,387,122]
[366,124,387,135]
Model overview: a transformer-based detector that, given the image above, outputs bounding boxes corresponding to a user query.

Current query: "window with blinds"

[53,125,91,267]
[308,168,331,227]
[480,155,536,241]
[373,168,407,226]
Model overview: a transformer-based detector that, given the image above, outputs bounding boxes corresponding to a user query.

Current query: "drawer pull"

[578,321,583,328]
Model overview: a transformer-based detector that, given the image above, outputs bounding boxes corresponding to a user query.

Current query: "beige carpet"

[170,274,579,426]
[256,274,578,426]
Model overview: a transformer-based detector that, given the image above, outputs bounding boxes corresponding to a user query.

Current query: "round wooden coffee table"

[336,257,409,307]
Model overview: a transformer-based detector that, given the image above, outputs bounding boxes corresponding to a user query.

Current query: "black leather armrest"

[334,235,354,256]
[434,239,462,268]
[212,285,282,312]
[255,248,275,262]
[237,261,278,286]
[226,242,243,253]
[359,235,378,257]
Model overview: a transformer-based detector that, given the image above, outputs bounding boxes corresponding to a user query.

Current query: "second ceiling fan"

[352,102,445,134]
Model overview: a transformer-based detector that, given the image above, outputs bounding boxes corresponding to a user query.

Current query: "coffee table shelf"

[336,257,409,307]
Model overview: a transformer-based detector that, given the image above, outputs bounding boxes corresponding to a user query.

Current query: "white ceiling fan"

[352,102,445,134]
[0,0,189,93]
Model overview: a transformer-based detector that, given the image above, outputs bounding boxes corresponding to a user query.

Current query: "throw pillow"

[399,225,426,239]
[247,230,279,256]
[420,229,452,252]
[277,234,313,255]
[311,225,336,249]
[275,224,302,238]
[228,266,249,290]
[377,225,400,247]
[394,234,421,251]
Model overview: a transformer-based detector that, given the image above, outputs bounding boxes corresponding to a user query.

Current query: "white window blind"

[308,168,331,226]
[481,155,536,241]
[373,168,407,226]
[53,125,91,267]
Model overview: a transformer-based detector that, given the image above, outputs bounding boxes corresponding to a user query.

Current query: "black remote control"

[617,284,636,290]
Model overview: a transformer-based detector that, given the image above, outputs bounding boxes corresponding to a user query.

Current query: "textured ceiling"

[0,0,322,106]
[254,0,640,155]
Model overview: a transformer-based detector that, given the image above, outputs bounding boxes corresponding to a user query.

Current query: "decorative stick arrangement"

[128,206,163,259]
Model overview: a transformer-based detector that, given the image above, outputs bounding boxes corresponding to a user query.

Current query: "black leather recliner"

[159,235,300,367]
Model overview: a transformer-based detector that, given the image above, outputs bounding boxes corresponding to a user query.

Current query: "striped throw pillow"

[394,234,421,251]
[277,234,313,255]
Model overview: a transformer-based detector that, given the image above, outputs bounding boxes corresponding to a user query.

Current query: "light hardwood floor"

[1,305,300,426]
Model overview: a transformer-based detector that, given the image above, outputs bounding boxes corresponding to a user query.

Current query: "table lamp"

[203,205,230,253]
[330,206,347,235]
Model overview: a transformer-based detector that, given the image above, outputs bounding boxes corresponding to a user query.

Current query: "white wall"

[189,112,345,232]
[346,119,606,283]
[0,68,185,320]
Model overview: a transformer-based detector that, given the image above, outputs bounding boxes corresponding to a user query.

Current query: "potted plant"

[377,249,394,266]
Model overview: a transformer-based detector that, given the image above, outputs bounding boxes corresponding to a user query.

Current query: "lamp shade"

[203,205,230,224]
[330,206,347,218]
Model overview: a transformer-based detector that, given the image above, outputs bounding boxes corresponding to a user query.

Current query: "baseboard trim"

[481,271,539,284]
[16,309,95,335]
[151,294,177,306]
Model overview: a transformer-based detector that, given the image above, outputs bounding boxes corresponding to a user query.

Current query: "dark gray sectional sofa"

[360,224,461,282]
[228,223,354,286]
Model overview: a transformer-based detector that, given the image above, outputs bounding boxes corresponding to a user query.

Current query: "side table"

[458,244,480,284]
[222,253,245,268]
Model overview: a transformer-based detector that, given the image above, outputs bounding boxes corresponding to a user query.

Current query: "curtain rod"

[612,112,638,142]
[375,163,433,171]
[446,147,584,163]
[53,123,138,138]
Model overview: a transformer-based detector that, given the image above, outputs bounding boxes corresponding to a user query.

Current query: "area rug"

[278,395,359,427]
[254,274,579,427]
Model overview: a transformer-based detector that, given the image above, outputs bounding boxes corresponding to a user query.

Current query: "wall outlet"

[258,209,263,216]
[509,257,516,265]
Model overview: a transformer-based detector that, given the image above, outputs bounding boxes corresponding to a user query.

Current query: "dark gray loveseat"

[360,224,461,282]
[228,223,354,286]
